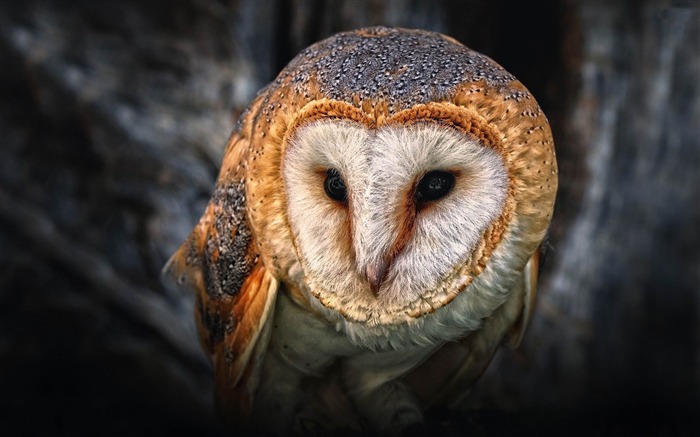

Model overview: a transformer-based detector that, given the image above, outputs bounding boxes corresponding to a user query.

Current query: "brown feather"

[164,111,280,424]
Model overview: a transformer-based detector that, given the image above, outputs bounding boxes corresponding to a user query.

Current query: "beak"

[358,194,416,298]
[366,258,389,297]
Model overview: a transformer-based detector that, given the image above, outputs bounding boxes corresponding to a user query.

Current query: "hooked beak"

[366,257,390,297]
[358,187,416,298]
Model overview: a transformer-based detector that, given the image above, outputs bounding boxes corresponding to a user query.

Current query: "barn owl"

[166,26,557,435]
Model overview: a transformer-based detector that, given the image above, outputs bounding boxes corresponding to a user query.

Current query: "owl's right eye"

[324,169,348,202]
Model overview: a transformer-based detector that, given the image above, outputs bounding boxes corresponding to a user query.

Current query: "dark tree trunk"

[1,1,697,435]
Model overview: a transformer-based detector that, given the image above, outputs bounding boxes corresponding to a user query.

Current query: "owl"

[166,27,557,435]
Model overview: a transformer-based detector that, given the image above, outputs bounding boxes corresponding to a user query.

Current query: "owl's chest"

[253,291,443,432]
[266,290,440,380]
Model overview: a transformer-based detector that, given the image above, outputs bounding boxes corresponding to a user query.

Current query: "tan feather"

[506,249,540,349]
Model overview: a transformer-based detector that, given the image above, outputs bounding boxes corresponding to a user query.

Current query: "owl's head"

[239,27,557,333]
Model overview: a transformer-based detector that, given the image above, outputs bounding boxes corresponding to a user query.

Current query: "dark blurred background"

[0,0,698,435]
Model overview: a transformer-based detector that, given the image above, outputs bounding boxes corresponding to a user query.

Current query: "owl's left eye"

[415,170,455,204]
[324,169,348,202]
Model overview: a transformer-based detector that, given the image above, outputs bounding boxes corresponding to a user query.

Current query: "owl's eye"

[324,169,348,202]
[415,170,455,204]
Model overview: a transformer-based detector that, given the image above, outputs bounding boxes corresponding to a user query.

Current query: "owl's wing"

[165,201,278,423]
[164,112,279,422]
[404,251,539,408]
[505,249,539,348]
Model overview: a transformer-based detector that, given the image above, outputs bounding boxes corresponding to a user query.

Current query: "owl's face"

[282,102,511,324]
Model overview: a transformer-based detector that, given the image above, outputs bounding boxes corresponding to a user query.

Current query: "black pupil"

[324,169,347,202]
[415,170,455,203]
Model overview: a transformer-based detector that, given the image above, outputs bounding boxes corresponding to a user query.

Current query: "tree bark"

[1,0,697,435]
